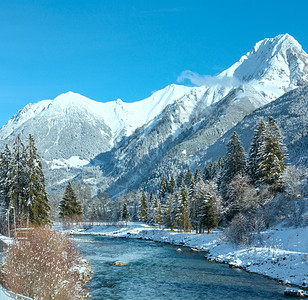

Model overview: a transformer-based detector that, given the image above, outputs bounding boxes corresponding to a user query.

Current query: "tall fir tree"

[177,183,191,232]
[177,171,185,187]
[256,116,288,189]
[26,135,50,225]
[247,120,266,184]
[139,189,148,222]
[219,131,246,198]
[167,175,177,195]
[8,135,29,221]
[122,202,130,222]
[159,177,168,201]
[184,167,194,187]
[59,182,82,219]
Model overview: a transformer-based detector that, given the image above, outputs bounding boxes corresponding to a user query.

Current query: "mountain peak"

[219,33,308,93]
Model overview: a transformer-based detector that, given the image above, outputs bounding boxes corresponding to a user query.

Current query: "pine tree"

[220,131,246,198]
[159,177,168,201]
[256,116,288,189]
[167,176,177,195]
[199,181,221,233]
[148,193,158,224]
[122,202,130,222]
[0,146,11,230]
[194,168,203,184]
[8,135,29,222]
[163,194,176,230]
[178,183,191,232]
[26,135,50,226]
[185,167,194,187]
[247,120,266,183]
[59,182,82,219]
[177,171,185,187]
[139,189,148,222]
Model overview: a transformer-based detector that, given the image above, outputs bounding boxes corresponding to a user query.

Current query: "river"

[75,235,286,300]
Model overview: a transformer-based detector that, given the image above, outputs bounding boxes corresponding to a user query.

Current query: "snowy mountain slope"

[219,34,308,100]
[0,33,307,197]
[197,85,308,168]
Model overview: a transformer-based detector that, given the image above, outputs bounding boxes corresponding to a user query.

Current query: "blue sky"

[0,0,307,126]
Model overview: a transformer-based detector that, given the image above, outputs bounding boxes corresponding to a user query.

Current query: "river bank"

[70,222,308,289]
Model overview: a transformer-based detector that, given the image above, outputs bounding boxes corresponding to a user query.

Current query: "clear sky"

[0,0,307,127]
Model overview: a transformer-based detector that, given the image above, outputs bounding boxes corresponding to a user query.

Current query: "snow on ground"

[0,234,12,245]
[70,222,308,289]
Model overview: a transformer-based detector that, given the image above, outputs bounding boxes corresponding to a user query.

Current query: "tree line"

[119,116,291,234]
[0,134,50,230]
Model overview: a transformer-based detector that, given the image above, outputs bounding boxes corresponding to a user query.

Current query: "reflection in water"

[76,236,286,300]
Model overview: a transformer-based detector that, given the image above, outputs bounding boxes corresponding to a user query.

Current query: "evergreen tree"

[199,181,221,233]
[247,120,266,183]
[184,167,194,187]
[220,131,246,198]
[159,177,168,201]
[8,135,28,222]
[139,189,148,222]
[257,116,288,189]
[194,168,203,184]
[163,194,176,230]
[178,183,191,232]
[167,176,177,195]
[0,145,11,230]
[148,193,158,224]
[156,199,163,228]
[122,202,130,222]
[177,171,185,187]
[59,182,82,219]
[26,135,50,225]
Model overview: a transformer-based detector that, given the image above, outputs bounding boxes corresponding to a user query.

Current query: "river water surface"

[76,235,287,300]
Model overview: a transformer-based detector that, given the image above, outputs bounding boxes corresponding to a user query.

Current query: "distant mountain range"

[1,33,307,198]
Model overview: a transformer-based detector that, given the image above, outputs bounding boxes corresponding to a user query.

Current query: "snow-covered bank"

[71,222,308,289]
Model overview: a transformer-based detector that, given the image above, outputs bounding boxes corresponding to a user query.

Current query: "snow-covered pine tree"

[148,193,158,224]
[247,120,266,184]
[138,189,148,222]
[177,171,185,187]
[194,168,203,184]
[167,175,177,195]
[257,116,288,189]
[122,202,130,222]
[199,180,222,234]
[184,167,194,188]
[163,193,176,230]
[219,131,246,199]
[59,182,82,219]
[178,183,191,232]
[0,145,11,229]
[26,135,50,226]
[159,177,168,201]
[8,135,29,223]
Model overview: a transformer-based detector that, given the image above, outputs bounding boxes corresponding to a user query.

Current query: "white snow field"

[71,222,308,289]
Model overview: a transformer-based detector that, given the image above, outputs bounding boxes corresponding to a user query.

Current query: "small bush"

[1,227,89,299]
[223,213,265,246]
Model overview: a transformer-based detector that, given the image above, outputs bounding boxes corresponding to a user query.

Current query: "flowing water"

[76,235,287,300]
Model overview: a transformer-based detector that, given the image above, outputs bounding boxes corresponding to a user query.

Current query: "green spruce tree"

[59,182,82,219]
[220,131,246,199]
[26,135,50,226]
[139,189,148,222]
[122,202,130,222]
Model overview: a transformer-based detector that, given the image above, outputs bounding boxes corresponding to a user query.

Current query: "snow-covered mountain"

[0,33,307,197]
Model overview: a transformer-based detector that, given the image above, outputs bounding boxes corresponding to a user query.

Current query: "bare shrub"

[1,227,89,299]
[223,213,265,246]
